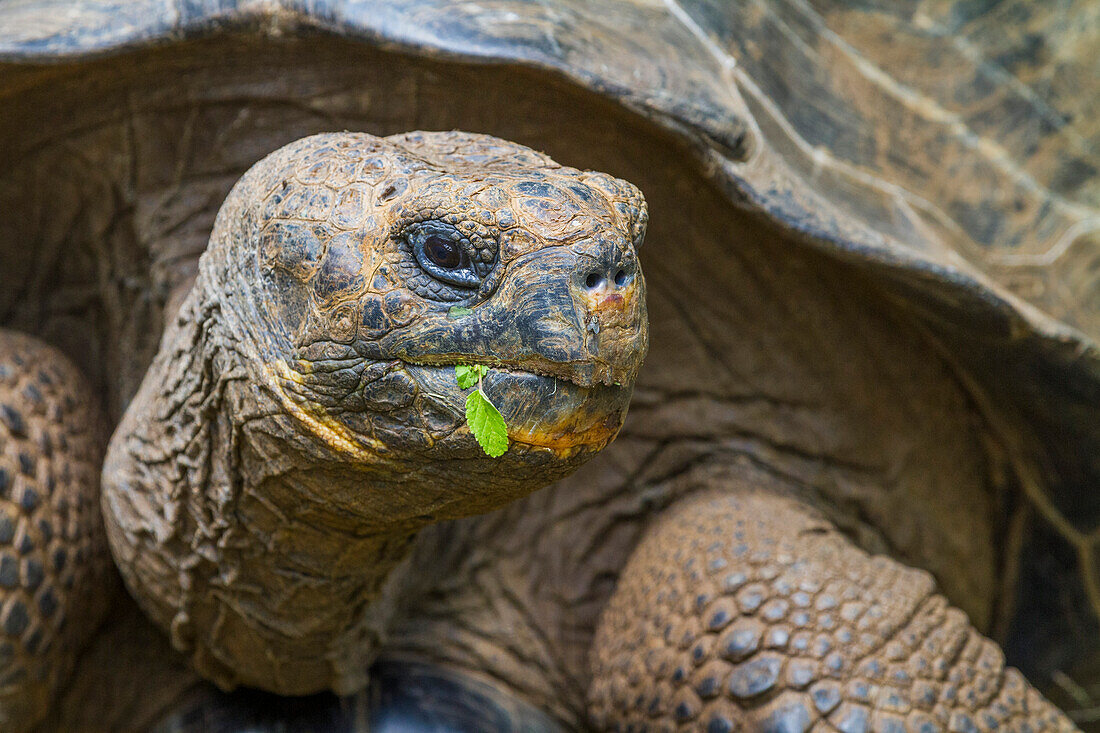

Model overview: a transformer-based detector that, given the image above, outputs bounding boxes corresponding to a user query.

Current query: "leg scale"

[589,488,1077,732]
[0,329,110,732]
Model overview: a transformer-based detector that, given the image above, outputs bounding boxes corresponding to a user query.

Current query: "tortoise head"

[201,131,648,520]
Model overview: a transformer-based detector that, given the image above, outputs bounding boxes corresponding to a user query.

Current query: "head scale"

[203,130,649,520]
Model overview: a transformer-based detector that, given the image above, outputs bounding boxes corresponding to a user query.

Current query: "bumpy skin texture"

[100,131,648,697]
[0,120,1079,730]
[1,5,1098,722]
[590,477,1076,732]
[0,330,110,732]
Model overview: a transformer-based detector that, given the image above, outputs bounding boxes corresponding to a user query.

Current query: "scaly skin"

[99,131,649,696]
[0,127,1079,731]
[589,468,1076,732]
[0,330,111,732]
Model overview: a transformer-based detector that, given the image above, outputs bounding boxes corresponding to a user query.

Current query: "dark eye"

[425,235,461,269]
[409,222,482,290]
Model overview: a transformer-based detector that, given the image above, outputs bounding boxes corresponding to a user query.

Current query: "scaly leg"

[590,486,1076,732]
[0,329,111,732]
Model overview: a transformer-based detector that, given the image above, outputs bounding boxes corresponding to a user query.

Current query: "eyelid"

[408,221,480,289]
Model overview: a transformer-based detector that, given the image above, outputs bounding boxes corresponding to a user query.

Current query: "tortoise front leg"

[589,485,1076,732]
[0,330,111,732]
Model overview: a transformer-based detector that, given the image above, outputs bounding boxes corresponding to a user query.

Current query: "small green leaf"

[465,389,509,457]
[455,365,477,389]
[455,364,487,390]
[448,306,473,319]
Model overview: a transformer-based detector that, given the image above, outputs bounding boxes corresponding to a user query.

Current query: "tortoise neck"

[101,284,422,696]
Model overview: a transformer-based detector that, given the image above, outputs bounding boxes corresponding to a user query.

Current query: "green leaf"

[448,306,473,319]
[455,365,477,389]
[465,389,509,458]
[454,364,487,390]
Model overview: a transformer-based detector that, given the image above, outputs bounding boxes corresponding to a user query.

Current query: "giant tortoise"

[0,1,1097,731]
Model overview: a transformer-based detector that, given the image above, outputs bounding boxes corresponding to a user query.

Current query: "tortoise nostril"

[614,269,629,287]
[585,272,604,290]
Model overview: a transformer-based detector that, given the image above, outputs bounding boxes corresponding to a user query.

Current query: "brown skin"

[100,131,648,696]
[590,472,1075,731]
[100,126,1076,729]
[0,331,111,731]
[0,39,1080,731]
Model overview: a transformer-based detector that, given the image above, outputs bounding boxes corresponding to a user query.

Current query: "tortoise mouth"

[397,351,631,389]
[401,355,608,389]
[403,361,633,454]
[272,350,634,458]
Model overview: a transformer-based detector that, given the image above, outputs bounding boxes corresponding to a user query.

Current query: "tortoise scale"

[0,1,1098,731]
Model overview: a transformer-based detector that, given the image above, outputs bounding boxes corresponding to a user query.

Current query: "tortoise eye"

[408,221,482,291]
[424,235,461,269]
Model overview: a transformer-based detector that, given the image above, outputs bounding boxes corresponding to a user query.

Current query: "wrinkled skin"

[0,39,1085,731]
[99,131,648,698]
